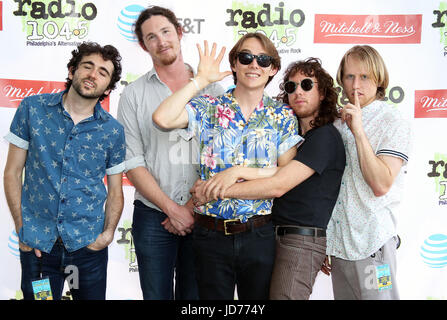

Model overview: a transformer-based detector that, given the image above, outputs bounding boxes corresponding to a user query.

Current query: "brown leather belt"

[194,214,271,236]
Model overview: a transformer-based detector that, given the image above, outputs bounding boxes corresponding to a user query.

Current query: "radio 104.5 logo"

[432,2,447,56]
[116,220,138,273]
[13,0,97,46]
[427,153,447,206]
[225,1,304,55]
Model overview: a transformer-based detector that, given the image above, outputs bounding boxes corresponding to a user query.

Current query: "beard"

[71,77,105,100]
[294,109,316,118]
[154,44,180,66]
[158,52,177,66]
[292,105,320,123]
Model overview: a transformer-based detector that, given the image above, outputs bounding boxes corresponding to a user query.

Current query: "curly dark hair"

[277,58,339,131]
[65,42,122,101]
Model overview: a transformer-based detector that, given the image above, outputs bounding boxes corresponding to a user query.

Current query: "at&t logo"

[420,234,447,268]
[8,230,20,258]
[117,4,145,42]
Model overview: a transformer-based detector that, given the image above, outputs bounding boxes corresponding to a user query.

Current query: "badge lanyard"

[31,254,54,300]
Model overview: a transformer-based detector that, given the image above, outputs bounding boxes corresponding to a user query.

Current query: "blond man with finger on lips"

[325,45,412,300]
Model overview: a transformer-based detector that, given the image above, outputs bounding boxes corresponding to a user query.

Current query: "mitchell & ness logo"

[314,14,422,44]
[415,89,447,118]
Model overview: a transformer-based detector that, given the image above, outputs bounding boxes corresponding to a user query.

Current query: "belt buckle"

[223,219,239,235]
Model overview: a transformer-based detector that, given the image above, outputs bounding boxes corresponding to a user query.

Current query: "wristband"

[190,78,200,91]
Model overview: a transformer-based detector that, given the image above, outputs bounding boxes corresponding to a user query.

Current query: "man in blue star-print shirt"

[3,42,126,300]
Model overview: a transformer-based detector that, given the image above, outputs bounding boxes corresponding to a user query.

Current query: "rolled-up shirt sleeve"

[117,86,146,172]
[106,123,126,175]
[4,98,31,149]
[278,106,303,156]
[376,115,411,165]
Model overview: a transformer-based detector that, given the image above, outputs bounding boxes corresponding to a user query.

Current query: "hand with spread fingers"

[194,40,233,89]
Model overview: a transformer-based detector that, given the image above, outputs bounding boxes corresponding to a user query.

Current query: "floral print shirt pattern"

[186,89,302,222]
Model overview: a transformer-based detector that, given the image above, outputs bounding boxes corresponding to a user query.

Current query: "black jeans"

[192,221,276,300]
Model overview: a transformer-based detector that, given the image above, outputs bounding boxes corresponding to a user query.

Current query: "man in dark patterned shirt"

[3,42,126,300]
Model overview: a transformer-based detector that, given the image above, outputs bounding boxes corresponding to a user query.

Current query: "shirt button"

[61,199,65,203]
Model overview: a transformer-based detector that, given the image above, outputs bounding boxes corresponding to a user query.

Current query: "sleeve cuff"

[278,135,304,155]
[185,104,197,137]
[3,132,29,150]
[106,162,126,175]
[377,149,409,164]
[124,155,145,172]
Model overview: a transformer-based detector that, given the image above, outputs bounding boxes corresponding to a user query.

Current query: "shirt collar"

[360,100,382,121]
[225,87,268,111]
[147,67,158,82]
[147,64,197,84]
[47,90,65,107]
[93,103,109,121]
[47,90,108,121]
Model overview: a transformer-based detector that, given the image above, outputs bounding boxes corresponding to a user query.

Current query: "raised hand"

[341,89,363,135]
[195,41,232,88]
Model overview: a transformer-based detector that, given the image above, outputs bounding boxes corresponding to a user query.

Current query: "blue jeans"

[20,238,108,300]
[132,200,198,300]
[192,221,276,300]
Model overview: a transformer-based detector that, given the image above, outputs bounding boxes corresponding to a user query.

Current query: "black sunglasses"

[237,52,273,68]
[283,79,317,94]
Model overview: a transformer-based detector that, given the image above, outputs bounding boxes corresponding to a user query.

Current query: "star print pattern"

[5,91,126,253]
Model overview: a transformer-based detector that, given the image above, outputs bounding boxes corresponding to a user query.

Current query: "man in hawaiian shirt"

[153,33,302,299]
[4,42,125,300]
